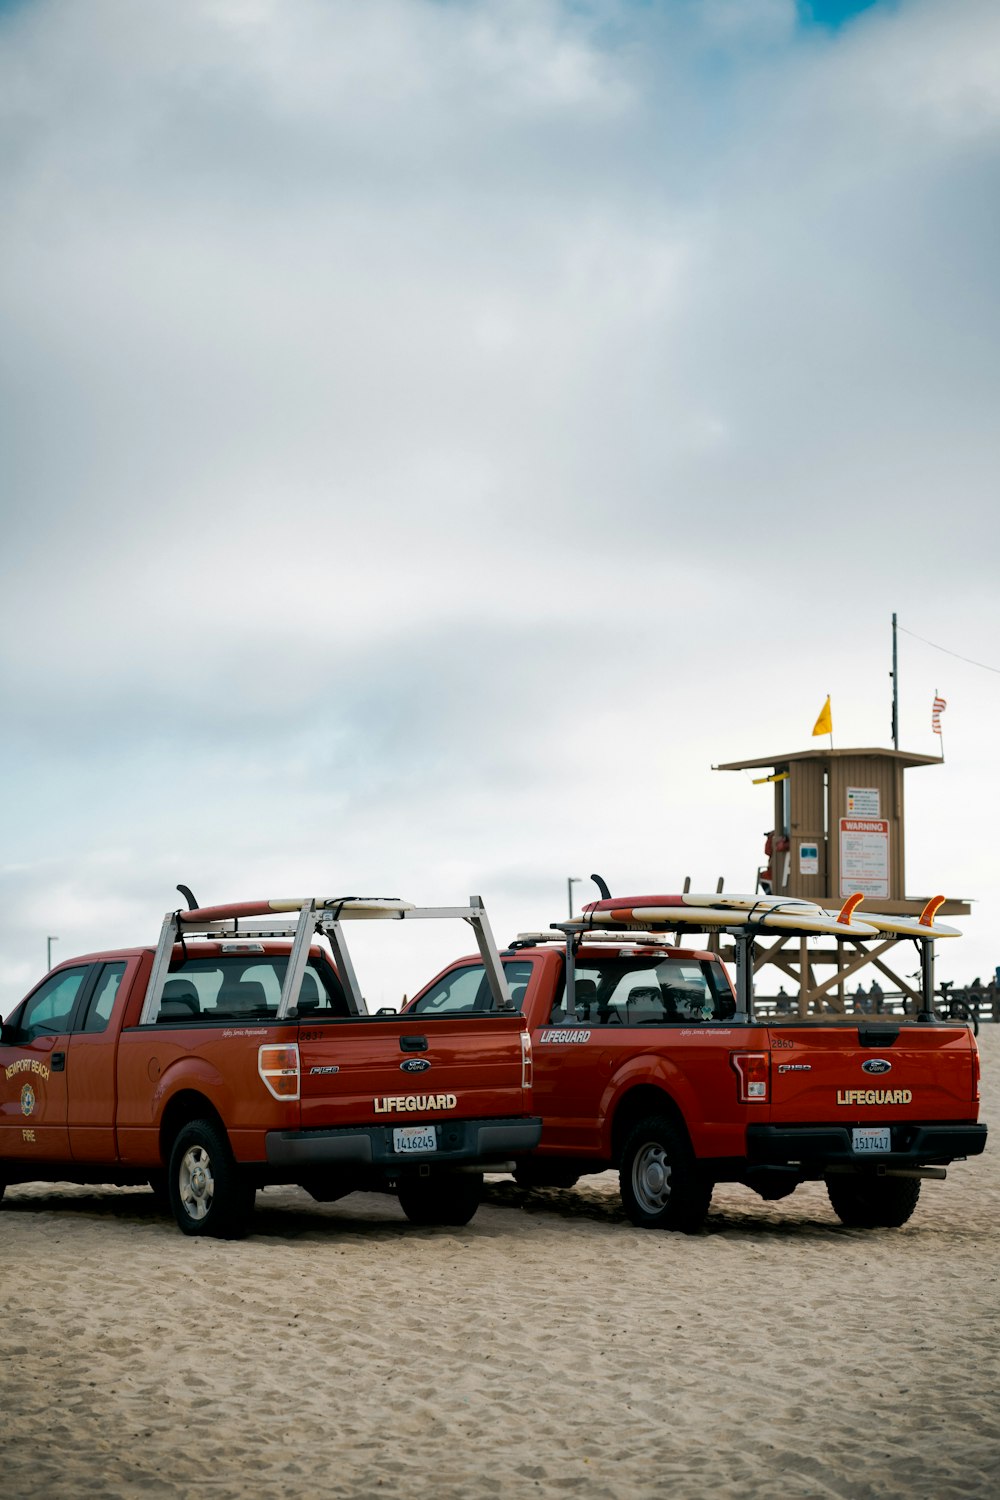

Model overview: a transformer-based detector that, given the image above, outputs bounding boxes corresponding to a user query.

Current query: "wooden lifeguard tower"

[711,745,971,1016]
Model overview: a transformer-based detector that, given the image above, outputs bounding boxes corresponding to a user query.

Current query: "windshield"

[160,955,350,1021]
[569,956,735,1025]
[409,953,735,1023]
[408,959,535,1015]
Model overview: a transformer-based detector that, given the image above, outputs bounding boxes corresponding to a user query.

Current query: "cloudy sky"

[2,0,998,1008]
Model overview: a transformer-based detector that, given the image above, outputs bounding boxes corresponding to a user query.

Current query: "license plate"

[392,1125,437,1154]
[852,1127,891,1154]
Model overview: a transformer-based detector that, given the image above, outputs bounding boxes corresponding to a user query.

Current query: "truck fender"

[152,1056,234,1143]
[599,1052,702,1161]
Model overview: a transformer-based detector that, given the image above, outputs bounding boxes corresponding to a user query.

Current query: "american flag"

[932,694,947,734]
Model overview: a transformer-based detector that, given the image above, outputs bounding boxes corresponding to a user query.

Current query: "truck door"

[0,965,92,1162]
[528,959,609,1153]
[66,959,132,1163]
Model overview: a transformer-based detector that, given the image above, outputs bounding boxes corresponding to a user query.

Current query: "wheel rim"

[632,1141,672,1214]
[178,1144,215,1221]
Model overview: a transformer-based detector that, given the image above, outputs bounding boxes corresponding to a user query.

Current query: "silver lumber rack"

[138,895,511,1025]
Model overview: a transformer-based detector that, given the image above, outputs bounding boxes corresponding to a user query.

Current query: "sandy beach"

[2,1029,997,1500]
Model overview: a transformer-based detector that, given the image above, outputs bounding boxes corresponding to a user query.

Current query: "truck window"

[81,962,127,1033]
[570,957,735,1025]
[160,956,349,1021]
[16,967,90,1040]
[410,960,534,1015]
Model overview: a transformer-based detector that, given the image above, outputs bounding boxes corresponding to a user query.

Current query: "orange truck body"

[0,934,538,1236]
[406,935,985,1230]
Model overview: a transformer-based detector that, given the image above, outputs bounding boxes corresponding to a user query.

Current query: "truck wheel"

[826,1174,921,1229]
[168,1119,255,1239]
[512,1161,581,1190]
[619,1116,712,1233]
[397,1172,482,1227]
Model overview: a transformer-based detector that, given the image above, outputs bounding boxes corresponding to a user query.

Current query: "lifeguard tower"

[711,746,971,1017]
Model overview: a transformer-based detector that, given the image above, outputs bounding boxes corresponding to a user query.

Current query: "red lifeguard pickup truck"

[0,895,539,1238]
[405,892,986,1232]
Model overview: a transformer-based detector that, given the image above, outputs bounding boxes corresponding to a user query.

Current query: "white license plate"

[392,1125,437,1154]
[852,1127,891,1154]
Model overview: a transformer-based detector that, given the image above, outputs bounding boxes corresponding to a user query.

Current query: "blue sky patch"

[798,0,889,29]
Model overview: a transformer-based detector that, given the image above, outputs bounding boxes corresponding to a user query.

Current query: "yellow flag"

[812,695,832,737]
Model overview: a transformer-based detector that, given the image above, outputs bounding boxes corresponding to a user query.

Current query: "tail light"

[520,1030,533,1091]
[731,1051,769,1103]
[258,1043,301,1101]
[973,1043,981,1104]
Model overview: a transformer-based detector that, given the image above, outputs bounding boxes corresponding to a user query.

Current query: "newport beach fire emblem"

[20,1083,36,1116]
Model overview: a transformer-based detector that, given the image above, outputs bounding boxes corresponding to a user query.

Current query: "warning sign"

[839,818,889,899]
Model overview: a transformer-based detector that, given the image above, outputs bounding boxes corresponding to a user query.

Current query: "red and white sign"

[839,818,890,899]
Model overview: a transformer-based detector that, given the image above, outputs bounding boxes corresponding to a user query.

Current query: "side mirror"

[0,1020,19,1046]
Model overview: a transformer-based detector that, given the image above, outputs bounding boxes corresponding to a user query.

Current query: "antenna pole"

[891,612,899,750]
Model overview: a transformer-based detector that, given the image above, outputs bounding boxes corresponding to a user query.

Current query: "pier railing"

[754,981,999,1024]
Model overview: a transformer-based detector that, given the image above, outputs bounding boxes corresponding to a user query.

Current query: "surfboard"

[821,910,961,939]
[629,906,877,938]
[579,898,876,939]
[584,893,820,915]
[179,897,414,924]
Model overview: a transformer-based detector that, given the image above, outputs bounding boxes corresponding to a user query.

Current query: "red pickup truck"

[0,895,539,1238]
[405,895,986,1232]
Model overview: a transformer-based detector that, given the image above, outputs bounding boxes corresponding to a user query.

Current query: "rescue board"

[588,892,820,913]
[581,895,876,939]
[179,897,415,924]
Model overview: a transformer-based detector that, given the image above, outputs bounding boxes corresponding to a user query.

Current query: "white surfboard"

[822,910,961,940]
[579,906,873,938]
[624,905,877,938]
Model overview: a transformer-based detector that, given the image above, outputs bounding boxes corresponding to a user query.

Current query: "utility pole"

[890,611,899,751]
[47,935,58,970]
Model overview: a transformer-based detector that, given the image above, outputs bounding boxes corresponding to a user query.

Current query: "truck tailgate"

[298,1014,530,1128]
[766,1024,979,1123]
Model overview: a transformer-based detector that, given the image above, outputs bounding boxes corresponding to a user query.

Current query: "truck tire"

[619,1115,712,1233]
[826,1173,921,1229]
[397,1172,482,1227]
[512,1161,581,1190]
[168,1119,255,1239]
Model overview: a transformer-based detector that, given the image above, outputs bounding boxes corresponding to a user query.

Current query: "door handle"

[400,1035,428,1052]
[51,1052,66,1071]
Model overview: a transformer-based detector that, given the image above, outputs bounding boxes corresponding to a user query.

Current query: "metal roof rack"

[139,895,511,1024]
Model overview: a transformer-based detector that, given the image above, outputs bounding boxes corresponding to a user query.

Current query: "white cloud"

[1,0,998,1006]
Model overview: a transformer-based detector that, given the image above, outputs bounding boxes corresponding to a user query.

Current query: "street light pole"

[567,878,581,918]
[47,935,58,970]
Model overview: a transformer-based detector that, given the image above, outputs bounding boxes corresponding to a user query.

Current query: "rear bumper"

[746,1121,987,1168]
[266,1115,542,1170]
